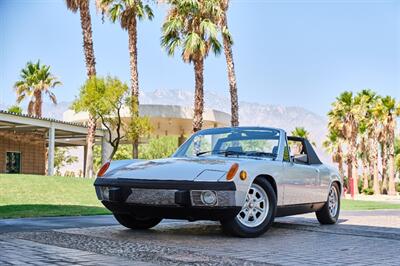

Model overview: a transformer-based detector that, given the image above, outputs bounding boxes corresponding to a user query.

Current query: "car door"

[281,137,320,205]
[283,161,320,205]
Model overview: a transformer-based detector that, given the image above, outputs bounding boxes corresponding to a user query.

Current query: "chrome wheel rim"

[328,186,339,217]
[237,183,269,227]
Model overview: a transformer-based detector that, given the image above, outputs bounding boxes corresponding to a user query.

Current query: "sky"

[1,0,399,118]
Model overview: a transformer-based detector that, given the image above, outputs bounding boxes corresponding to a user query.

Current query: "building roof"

[0,110,104,146]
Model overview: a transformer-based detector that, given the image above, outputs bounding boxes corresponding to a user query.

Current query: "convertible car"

[95,127,341,237]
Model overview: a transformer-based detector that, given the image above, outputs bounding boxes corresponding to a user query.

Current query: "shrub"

[362,187,374,195]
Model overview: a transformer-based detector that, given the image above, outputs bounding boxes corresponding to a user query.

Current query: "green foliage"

[72,76,152,160]
[161,0,223,63]
[7,105,23,114]
[139,136,178,160]
[54,147,78,175]
[93,136,178,171]
[395,136,400,172]
[99,0,153,30]
[93,144,133,173]
[14,60,61,116]
[125,96,153,143]
[362,187,374,195]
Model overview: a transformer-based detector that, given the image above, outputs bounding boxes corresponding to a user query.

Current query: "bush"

[362,187,374,195]
[396,183,400,193]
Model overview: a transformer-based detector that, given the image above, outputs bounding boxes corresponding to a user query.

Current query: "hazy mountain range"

[3,89,332,163]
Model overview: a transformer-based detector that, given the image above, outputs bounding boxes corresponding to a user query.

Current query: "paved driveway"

[1,210,399,265]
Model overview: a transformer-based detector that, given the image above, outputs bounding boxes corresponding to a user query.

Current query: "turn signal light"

[226,163,239,180]
[97,161,110,177]
[240,170,248,180]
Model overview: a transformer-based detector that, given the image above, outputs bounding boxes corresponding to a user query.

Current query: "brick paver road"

[1,210,399,265]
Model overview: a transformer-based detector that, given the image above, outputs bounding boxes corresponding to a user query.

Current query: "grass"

[342,199,400,210]
[0,174,110,219]
[0,174,399,218]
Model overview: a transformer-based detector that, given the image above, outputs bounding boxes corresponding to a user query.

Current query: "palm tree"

[291,127,316,146]
[355,89,377,192]
[99,0,153,158]
[219,0,238,127]
[328,92,362,197]
[66,0,98,177]
[323,130,344,183]
[379,96,400,195]
[161,0,223,132]
[14,61,61,117]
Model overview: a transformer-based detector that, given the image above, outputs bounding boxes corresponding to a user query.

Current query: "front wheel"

[221,178,277,238]
[113,213,162,229]
[316,183,340,224]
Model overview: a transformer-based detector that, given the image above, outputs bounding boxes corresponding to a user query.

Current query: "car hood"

[102,157,242,181]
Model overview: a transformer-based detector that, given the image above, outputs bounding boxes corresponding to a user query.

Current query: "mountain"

[139,89,331,163]
[35,89,330,163]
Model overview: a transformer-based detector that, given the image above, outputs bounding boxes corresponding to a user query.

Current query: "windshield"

[174,127,280,159]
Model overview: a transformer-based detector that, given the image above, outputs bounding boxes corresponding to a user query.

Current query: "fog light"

[101,187,110,200]
[200,190,217,206]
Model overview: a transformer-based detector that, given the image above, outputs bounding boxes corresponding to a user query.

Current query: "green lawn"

[342,199,400,210]
[0,174,399,219]
[0,174,110,219]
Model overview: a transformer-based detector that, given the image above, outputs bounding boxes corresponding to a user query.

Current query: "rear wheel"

[113,213,162,229]
[221,178,276,238]
[316,183,340,224]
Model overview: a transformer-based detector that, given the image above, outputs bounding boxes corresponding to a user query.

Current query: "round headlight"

[201,190,217,205]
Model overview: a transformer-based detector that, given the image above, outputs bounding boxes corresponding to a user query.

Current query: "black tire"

[113,213,162,229]
[316,182,340,224]
[221,178,277,238]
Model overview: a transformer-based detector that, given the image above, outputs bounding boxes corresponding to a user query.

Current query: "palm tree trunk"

[388,117,396,195]
[128,16,140,159]
[372,144,380,195]
[362,158,369,191]
[79,0,96,77]
[221,12,239,127]
[79,0,97,177]
[381,141,388,193]
[370,124,380,195]
[33,90,42,117]
[28,101,34,116]
[192,58,204,132]
[85,118,96,178]
[337,145,344,183]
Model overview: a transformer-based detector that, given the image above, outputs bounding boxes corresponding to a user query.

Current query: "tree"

[66,0,98,178]
[219,0,238,127]
[395,136,400,176]
[73,76,129,160]
[7,105,23,114]
[328,92,362,197]
[54,147,78,175]
[355,89,377,192]
[139,136,178,159]
[378,96,400,195]
[14,61,61,117]
[291,127,316,146]
[99,0,153,158]
[161,0,223,132]
[323,130,344,183]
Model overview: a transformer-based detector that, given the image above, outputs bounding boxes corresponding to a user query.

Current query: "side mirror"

[294,154,308,164]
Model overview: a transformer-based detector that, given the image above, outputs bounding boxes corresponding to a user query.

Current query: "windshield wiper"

[196,150,245,157]
[245,151,278,159]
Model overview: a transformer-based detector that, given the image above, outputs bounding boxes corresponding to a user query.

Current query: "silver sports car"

[95,127,341,237]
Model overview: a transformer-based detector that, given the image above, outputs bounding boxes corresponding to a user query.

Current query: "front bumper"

[94,178,241,221]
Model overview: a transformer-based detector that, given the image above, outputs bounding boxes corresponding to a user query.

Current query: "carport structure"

[0,110,105,176]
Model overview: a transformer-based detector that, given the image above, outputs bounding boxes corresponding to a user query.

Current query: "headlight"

[200,190,217,206]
